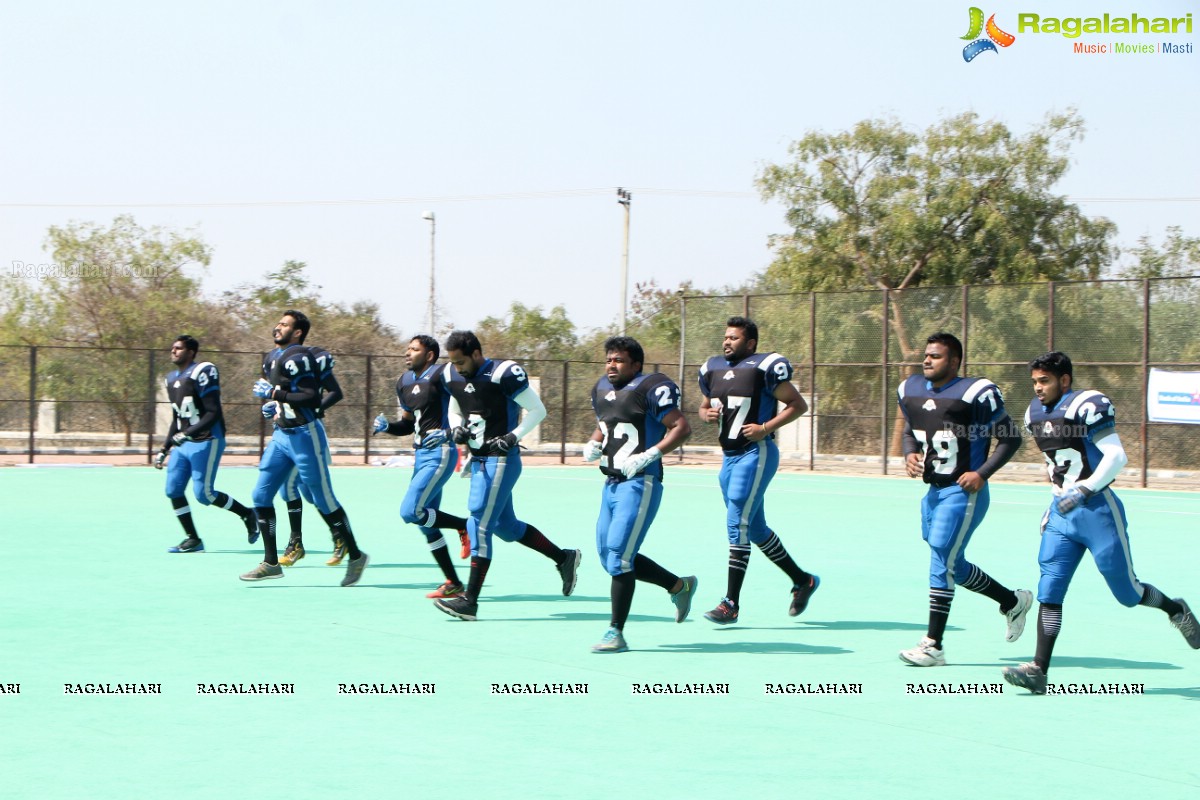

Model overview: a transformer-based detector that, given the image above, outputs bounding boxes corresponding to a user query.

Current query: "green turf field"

[3,465,1198,799]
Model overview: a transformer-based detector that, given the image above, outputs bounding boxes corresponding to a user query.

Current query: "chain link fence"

[3,278,1198,488]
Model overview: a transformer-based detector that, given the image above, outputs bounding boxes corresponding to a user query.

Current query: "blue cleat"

[670,576,699,623]
[591,626,629,653]
[168,538,204,553]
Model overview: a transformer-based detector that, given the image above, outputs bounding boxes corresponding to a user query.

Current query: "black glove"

[451,426,471,445]
[486,432,519,454]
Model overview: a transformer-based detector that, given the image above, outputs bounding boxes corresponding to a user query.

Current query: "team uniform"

[697,350,816,623]
[161,360,255,551]
[253,345,339,513]
[588,370,697,652]
[1002,383,1198,693]
[277,346,338,509]
[897,372,1030,666]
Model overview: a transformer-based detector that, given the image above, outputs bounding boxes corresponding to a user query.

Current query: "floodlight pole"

[617,188,631,334]
[422,211,436,334]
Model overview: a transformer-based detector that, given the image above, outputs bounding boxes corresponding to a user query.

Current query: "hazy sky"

[2,1,1196,337]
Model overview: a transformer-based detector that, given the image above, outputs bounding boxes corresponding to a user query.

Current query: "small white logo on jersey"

[1043,421,1054,435]
[412,385,421,395]
[723,371,735,380]
[605,391,616,401]
[465,384,476,394]
[173,380,181,388]
[922,399,936,411]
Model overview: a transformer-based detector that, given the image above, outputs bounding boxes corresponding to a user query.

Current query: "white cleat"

[1005,589,1034,643]
[899,636,946,667]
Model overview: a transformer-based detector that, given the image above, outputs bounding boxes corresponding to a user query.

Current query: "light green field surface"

[2,466,1198,799]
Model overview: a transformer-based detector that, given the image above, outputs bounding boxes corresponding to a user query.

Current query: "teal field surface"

[2,466,1198,798]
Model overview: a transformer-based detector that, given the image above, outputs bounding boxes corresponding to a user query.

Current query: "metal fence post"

[881,288,890,475]
[560,361,569,464]
[28,346,37,464]
[1141,279,1150,488]
[363,355,373,465]
[146,350,156,464]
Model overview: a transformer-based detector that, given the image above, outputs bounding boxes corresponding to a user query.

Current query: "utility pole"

[422,211,436,334]
[617,188,631,334]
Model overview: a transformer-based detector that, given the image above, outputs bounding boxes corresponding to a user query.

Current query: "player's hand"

[420,429,448,449]
[153,449,167,470]
[621,446,661,479]
[957,471,985,493]
[1054,485,1092,515]
[450,425,470,445]
[582,439,603,462]
[742,422,770,442]
[372,413,389,435]
[904,452,924,478]
[486,432,519,454]
[171,432,192,446]
[698,403,721,423]
[260,401,278,420]
[252,378,274,399]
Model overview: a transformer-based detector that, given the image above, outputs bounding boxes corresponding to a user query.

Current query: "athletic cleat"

[558,549,581,596]
[1002,661,1048,694]
[240,561,283,581]
[244,513,259,544]
[591,626,629,653]
[671,576,698,623]
[789,574,821,617]
[899,636,946,667]
[168,538,204,553]
[1170,598,1200,649]
[703,598,739,625]
[425,580,465,599]
[326,539,346,566]
[435,595,478,621]
[341,552,369,587]
[279,542,305,567]
[1005,589,1034,643]
[458,529,470,560]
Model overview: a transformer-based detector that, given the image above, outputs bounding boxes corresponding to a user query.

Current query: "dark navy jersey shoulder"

[264,344,322,428]
[165,361,222,441]
[897,373,1005,485]
[698,352,792,451]
[1025,389,1117,489]
[443,358,532,455]
[591,372,680,480]
[399,362,451,440]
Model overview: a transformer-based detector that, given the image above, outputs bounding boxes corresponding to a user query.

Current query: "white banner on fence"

[1147,368,1200,424]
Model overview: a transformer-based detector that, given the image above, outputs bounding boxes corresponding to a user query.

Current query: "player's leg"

[1083,490,1198,647]
[295,422,367,586]
[242,436,294,579]
[436,457,493,619]
[1002,516,1085,693]
[403,448,464,597]
[902,486,967,666]
[277,467,306,564]
[704,452,751,624]
[189,437,257,543]
[592,481,630,652]
[593,475,664,652]
[165,446,202,552]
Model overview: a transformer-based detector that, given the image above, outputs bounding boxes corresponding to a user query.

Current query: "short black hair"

[173,335,200,355]
[927,332,963,363]
[604,335,644,367]
[445,330,482,357]
[1029,351,1073,379]
[726,316,758,344]
[283,310,311,344]
[411,334,439,360]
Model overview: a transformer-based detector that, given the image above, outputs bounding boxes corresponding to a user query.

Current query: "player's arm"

[959,413,1022,492]
[269,376,320,408]
[655,408,692,456]
[744,380,807,442]
[317,372,344,417]
[901,421,924,478]
[582,426,604,462]
[509,387,547,439]
[374,410,416,437]
[182,392,222,439]
[1078,430,1128,494]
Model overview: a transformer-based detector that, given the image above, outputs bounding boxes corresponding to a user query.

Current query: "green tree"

[475,301,579,362]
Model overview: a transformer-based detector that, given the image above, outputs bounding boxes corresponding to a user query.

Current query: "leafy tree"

[475,301,579,362]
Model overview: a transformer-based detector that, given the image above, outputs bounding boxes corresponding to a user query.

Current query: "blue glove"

[486,432,519,454]
[261,401,278,419]
[252,379,274,399]
[621,446,661,479]
[171,432,192,446]
[372,413,389,435]
[1054,485,1092,515]
[153,449,168,470]
[420,429,448,449]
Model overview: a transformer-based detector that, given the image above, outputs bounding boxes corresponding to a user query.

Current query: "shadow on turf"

[797,619,950,632]
[656,641,853,656]
[1142,686,1200,699]
[985,655,1182,671]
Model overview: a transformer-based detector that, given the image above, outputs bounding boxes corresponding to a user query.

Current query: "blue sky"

[2,1,1196,336]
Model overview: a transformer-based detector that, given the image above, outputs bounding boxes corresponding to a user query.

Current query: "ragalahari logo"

[962,7,1016,61]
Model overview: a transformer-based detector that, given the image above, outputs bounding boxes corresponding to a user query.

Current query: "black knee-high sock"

[284,498,304,542]
[726,544,751,605]
[928,588,954,647]
[319,507,361,559]
[171,497,200,539]
[465,556,491,602]
[1034,603,1062,673]
[213,491,251,519]
[255,506,278,564]
[633,554,678,591]
[425,531,460,583]
[427,509,468,531]
[1139,583,1183,618]
[518,524,565,563]
[756,531,810,586]
[611,572,636,630]
[960,564,1018,611]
